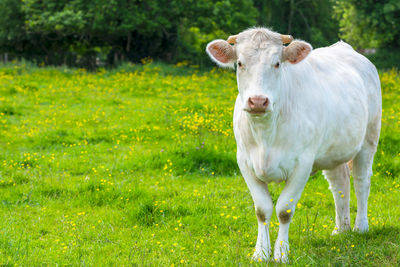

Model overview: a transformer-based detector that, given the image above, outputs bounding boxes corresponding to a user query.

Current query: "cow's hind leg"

[352,147,376,232]
[352,119,380,232]
[323,163,351,234]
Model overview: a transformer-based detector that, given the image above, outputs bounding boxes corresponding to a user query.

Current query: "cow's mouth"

[244,109,267,116]
[249,111,266,115]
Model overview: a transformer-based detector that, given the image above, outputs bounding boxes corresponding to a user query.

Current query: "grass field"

[0,61,399,266]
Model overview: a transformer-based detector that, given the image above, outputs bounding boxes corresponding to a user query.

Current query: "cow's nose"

[248,96,269,113]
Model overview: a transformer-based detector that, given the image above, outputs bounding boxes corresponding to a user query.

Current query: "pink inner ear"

[290,45,311,64]
[208,42,231,63]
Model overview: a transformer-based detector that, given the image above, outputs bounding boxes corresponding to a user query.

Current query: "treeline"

[0,0,398,68]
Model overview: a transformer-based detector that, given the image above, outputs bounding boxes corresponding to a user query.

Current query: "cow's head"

[206,28,312,116]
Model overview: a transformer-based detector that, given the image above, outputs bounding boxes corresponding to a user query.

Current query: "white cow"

[206,28,381,262]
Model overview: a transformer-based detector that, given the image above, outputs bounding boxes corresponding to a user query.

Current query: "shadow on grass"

[291,226,400,266]
[146,146,238,176]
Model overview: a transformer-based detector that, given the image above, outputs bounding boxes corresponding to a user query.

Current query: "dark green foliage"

[0,0,340,68]
[0,0,258,67]
[0,1,398,68]
[350,0,400,48]
[366,49,400,70]
[254,0,339,47]
[334,0,400,51]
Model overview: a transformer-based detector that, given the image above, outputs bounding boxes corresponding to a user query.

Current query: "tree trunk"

[114,52,118,65]
[126,32,131,52]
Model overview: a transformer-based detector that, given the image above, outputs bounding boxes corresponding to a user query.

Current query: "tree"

[0,0,27,59]
[177,0,258,64]
[253,0,339,47]
[334,0,400,49]
[0,0,345,67]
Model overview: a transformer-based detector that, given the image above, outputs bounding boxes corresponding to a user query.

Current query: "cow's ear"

[282,40,312,64]
[206,39,237,68]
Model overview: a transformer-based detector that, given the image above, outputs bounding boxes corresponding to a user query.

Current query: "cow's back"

[301,41,381,170]
[309,41,381,124]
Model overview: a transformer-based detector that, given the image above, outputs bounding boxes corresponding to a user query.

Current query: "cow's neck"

[246,111,280,147]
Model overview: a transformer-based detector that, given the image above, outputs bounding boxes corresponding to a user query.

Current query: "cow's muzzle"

[247,95,269,114]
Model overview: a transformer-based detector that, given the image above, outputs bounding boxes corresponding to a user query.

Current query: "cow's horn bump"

[281,34,293,44]
[227,35,238,44]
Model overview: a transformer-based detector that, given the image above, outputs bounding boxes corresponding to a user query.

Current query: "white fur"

[207,29,381,262]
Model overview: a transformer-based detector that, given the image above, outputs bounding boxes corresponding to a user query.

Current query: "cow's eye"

[237,61,243,68]
[274,62,280,69]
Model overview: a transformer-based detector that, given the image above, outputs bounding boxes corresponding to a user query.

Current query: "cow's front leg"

[249,177,274,261]
[274,162,312,263]
[240,163,273,261]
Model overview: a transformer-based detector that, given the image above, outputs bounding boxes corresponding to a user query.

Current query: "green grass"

[0,62,399,265]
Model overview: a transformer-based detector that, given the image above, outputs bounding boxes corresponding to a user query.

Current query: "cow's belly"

[313,126,366,171]
[313,150,358,171]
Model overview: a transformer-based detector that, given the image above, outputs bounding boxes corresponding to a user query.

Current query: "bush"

[366,49,400,70]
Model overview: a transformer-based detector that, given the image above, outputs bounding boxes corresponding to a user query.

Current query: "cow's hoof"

[354,220,369,233]
[252,249,271,262]
[273,253,289,263]
[332,224,351,235]
[273,242,289,263]
[331,228,340,235]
